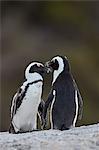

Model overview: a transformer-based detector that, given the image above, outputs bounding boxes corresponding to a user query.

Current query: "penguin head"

[45,55,70,73]
[45,55,70,84]
[25,62,46,81]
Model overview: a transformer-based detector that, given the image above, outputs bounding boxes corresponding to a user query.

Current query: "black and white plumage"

[9,62,46,133]
[44,56,83,130]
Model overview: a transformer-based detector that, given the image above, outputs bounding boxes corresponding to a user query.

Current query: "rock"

[0,124,99,150]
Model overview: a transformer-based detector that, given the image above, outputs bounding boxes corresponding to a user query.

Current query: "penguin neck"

[52,70,70,85]
[52,57,65,85]
[52,66,64,85]
[26,72,43,83]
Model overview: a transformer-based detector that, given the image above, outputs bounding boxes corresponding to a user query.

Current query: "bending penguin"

[43,55,83,130]
[9,62,46,133]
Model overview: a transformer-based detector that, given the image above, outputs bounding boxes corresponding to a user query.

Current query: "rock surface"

[0,124,99,150]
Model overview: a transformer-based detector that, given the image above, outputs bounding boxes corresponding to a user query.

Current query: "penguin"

[43,55,83,130]
[9,62,46,133]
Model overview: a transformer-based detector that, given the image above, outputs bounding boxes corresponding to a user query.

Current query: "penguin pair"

[9,56,83,133]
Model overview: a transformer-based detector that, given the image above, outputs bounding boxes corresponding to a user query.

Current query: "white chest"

[13,82,43,131]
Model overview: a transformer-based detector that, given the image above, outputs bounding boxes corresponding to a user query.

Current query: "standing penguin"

[9,62,46,133]
[43,56,83,130]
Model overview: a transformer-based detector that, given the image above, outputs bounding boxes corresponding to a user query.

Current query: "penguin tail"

[9,123,16,134]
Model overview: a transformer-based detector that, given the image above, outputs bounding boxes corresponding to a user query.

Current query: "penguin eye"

[51,59,59,70]
[29,64,40,73]
[29,65,35,73]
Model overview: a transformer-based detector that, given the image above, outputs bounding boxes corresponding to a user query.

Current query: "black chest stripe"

[14,79,43,115]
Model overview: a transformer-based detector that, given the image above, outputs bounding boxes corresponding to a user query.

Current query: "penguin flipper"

[77,90,83,120]
[73,79,83,120]
[9,87,26,133]
[38,99,45,114]
[38,99,45,128]
[10,87,25,120]
[43,89,54,128]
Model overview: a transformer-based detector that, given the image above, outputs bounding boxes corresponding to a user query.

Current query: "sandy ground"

[0,123,99,150]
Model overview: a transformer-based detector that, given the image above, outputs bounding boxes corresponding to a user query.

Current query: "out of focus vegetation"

[1,1,99,131]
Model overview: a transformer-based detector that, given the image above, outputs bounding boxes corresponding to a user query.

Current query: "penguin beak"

[45,61,53,73]
[37,66,48,75]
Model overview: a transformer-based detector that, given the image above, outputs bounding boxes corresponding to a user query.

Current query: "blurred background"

[1,1,99,131]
